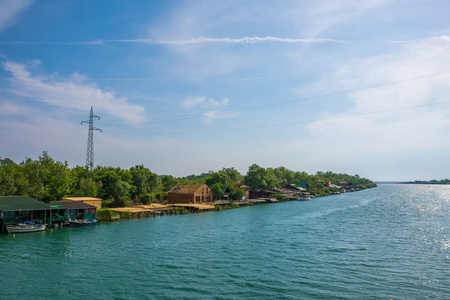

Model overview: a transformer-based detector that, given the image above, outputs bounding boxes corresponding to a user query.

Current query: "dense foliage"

[0,152,372,206]
[408,179,450,184]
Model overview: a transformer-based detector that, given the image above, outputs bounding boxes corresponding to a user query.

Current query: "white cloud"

[292,35,450,179]
[141,1,353,78]
[208,97,229,107]
[182,96,206,108]
[203,110,241,124]
[2,61,147,126]
[109,36,342,45]
[183,96,229,108]
[0,0,34,32]
[183,96,235,123]
[0,115,88,165]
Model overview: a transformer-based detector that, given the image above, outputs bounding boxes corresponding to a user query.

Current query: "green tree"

[244,164,266,189]
[78,177,99,197]
[231,187,246,200]
[46,160,71,201]
[210,183,224,199]
[21,156,48,200]
[221,167,243,184]
[130,165,160,198]
[0,167,17,195]
[205,172,228,187]
[161,175,178,192]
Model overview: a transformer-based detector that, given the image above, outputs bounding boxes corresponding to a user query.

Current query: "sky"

[0,0,449,181]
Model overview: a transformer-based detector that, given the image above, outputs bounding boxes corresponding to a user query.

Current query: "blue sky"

[1,0,450,181]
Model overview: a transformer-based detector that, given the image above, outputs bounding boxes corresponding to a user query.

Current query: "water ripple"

[1,184,449,299]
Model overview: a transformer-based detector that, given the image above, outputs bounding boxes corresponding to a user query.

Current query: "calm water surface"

[1,184,449,299]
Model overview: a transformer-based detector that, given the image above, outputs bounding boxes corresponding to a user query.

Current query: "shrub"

[140,193,155,204]
[97,208,119,221]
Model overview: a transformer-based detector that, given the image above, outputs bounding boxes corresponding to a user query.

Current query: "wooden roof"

[168,184,206,195]
[64,197,102,201]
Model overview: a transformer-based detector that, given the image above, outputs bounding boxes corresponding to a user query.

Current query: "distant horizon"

[2,151,446,184]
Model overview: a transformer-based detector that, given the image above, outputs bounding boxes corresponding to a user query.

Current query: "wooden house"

[217,186,232,200]
[50,201,97,220]
[167,184,213,204]
[249,189,276,199]
[0,196,52,232]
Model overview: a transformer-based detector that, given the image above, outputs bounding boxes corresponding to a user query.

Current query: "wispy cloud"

[0,0,34,32]
[183,96,206,108]
[183,96,229,108]
[0,36,342,45]
[182,96,235,124]
[2,61,146,126]
[110,36,343,45]
[0,40,104,45]
[208,97,229,107]
[203,110,241,124]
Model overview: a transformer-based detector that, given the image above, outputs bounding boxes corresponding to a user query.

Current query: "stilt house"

[0,196,52,232]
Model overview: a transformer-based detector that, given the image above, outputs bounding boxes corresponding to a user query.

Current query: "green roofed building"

[50,201,97,221]
[296,182,310,190]
[0,196,53,232]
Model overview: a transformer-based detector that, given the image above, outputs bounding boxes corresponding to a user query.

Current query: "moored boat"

[6,221,46,234]
[69,219,98,226]
[296,192,311,201]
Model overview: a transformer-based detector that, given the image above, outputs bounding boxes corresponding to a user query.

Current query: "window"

[4,211,15,218]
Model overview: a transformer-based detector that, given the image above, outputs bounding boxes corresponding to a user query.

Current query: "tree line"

[0,152,372,207]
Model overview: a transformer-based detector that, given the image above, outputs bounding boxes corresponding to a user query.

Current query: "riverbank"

[97,183,377,222]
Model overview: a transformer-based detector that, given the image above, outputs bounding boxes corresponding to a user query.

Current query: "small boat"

[69,219,98,226]
[6,221,46,234]
[297,196,311,201]
[296,192,311,201]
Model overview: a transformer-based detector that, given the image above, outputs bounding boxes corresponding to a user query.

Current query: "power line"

[107,101,450,136]
[104,69,450,126]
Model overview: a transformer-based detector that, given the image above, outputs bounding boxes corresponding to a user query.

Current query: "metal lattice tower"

[81,106,101,171]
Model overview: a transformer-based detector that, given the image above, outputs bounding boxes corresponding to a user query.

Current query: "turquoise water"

[1,184,449,299]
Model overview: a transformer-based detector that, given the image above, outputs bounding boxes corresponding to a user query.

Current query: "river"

[1,184,449,299]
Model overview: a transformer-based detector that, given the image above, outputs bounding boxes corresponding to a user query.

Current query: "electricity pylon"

[81,106,101,171]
